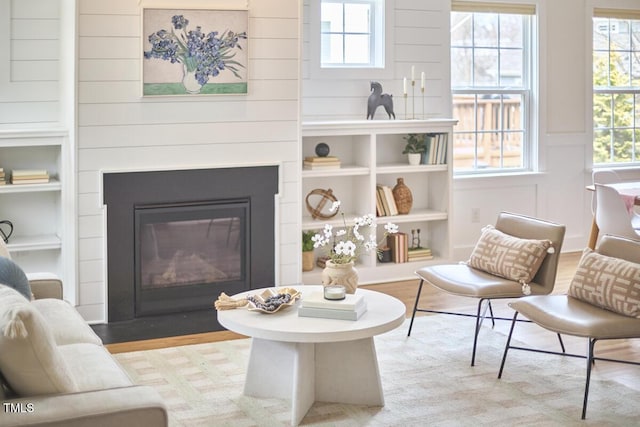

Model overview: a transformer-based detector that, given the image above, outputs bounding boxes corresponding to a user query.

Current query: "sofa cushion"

[568,248,640,318]
[32,299,103,346]
[59,343,133,391]
[468,225,553,285]
[0,285,78,396]
[0,256,31,300]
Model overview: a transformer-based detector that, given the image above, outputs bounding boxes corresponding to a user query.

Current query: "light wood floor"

[106,251,640,390]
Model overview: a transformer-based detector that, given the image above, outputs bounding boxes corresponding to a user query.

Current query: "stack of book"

[376,184,398,216]
[303,156,341,170]
[11,169,49,185]
[408,247,433,262]
[0,168,5,185]
[422,133,448,165]
[387,232,409,263]
[298,291,367,320]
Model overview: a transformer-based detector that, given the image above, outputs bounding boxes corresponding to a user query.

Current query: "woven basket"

[392,177,413,214]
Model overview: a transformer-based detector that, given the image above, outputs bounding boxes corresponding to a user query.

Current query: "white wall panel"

[75,0,300,321]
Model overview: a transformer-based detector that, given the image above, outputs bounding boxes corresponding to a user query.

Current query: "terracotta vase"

[392,177,413,214]
[321,260,358,294]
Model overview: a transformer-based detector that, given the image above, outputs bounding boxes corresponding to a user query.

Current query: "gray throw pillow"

[0,257,30,300]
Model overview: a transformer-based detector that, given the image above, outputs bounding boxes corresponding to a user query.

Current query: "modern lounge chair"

[408,211,566,366]
[498,234,640,419]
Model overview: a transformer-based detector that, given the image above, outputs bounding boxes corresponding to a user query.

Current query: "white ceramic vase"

[408,153,421,165]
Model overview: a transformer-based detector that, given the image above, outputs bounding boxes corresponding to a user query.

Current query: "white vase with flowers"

[312,201,398,294]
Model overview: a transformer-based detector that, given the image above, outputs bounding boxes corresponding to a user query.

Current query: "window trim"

[309,0,393,80]
[451,8,537,175]
[592,10,640,166]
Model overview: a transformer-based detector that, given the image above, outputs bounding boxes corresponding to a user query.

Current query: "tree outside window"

[593,16,640,165]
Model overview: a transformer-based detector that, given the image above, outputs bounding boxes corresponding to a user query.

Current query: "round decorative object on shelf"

[392,177,413,214]
[305,188,339,220]
[315,142,330,157]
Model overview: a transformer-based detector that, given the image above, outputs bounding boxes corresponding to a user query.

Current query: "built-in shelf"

[0,179,61,193]
[0,128,71,291]
[6,234,62,252]
[300,119,457,284]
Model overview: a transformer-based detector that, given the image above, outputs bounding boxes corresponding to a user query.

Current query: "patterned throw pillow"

[468,225,553,285]
[568,248,640,318]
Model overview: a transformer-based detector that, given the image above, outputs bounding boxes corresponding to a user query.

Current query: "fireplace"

[94,166,278,343]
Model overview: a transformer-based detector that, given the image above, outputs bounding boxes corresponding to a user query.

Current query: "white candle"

[421,71,425,90]
[324,285,346,300]
[403,77,407,95]
[411,66,415,82]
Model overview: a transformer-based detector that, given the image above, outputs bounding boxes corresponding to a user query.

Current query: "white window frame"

[451,2,538,175]
[309,0,393,80]
[592,7,640,166]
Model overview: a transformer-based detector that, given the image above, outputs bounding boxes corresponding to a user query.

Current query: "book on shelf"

[304,156,340,163]
[303,161,341,170]
[387,232,408,263]
[298,301,368,321]
[408,247,434,262]
[421,133,448,165]
[300,291,365,311]
[12,169,49,178]
[303,156,341,170]
[376,184,398,216]
[11,177,50,184]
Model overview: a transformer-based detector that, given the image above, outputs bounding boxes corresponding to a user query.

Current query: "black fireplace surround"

[94,166,278,343]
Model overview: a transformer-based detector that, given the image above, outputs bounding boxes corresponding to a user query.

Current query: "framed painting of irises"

[142,8,248,96]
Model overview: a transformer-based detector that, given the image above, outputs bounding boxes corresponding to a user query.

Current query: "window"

[320,0,384,68]
[593,9,640,165]
[451,3,536,173]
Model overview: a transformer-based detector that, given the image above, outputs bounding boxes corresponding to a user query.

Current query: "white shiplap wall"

[76,0,300,322]
[0,0,60,126]
[301,0,451,121]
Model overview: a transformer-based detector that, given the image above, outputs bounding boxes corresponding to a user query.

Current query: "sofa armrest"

[0,386,168,427]
[26,273,63,300]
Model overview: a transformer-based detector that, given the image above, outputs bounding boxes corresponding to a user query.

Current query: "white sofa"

[0,247,167,427]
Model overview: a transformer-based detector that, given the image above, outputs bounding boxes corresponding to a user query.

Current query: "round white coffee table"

[217,285,405,426]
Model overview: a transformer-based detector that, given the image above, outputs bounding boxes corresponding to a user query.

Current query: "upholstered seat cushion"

[567,248,640,318]
[416,264,547,298]
[510,295,640,339]
[0,285,78,396]
[32,298,103,346]
[59,343,133,392]
[468,225,552,285]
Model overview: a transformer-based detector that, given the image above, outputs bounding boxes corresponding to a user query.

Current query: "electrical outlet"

[471,208,480,223]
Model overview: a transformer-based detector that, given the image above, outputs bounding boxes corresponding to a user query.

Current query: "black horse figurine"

[367,81,395,120]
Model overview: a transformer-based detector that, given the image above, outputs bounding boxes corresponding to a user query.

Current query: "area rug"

[114,315,639,426]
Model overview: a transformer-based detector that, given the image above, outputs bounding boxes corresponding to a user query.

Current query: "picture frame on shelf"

[141,7,248,96]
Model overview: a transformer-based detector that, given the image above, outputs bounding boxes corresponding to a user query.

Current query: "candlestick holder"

[411,80,416,119]
[404,93,408,120]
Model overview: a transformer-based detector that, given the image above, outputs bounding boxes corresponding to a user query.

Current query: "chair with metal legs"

[498,234,640,420]
[407,211,566,366]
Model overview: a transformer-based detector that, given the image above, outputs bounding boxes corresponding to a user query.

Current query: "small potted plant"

[302,231,315,272]
[403,134,426,165]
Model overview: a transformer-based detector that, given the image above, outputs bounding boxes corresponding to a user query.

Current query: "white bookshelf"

[301,119,457,285]
[0,129,74,291]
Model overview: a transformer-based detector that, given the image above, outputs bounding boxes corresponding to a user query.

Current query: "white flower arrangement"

[312,201,398,264]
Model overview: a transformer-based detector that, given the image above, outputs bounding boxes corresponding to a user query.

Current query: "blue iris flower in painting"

[144,15,247,86]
